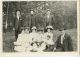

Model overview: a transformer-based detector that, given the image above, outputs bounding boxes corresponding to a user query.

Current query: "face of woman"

[32,29,36,32]
[25,29,29,33]
[22,30,25,33]
[47,29,51,32]
[38,31,42,34]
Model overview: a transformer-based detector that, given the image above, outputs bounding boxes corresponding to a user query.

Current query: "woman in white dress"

[36,28,46,52]
[14,27,31,52]
[44,25,54,51]
[29,26,39,52]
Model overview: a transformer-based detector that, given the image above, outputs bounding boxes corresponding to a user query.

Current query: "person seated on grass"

[14,27,31,52]
[54,28,73,52]
[29,26,39,52]
[29,26,38,42]
[44,25,55,51]
[35,28,46,52]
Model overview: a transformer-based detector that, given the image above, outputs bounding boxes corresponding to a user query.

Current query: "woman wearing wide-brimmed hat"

[44,25,54,51]
[35,28,46,52]
[29,26,39,51]
[14,27,31,52]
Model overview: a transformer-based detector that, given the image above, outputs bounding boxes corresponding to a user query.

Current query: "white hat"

[31,26,37,30]
[46,25,53,30]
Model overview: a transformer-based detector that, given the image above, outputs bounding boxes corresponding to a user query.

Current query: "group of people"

[14,25,73,52]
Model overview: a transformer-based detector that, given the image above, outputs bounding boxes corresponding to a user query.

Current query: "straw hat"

[24,27,30,30]
[31,26,37,30]
[46,25,53,30]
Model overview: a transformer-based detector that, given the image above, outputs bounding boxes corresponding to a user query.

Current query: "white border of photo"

[0,0,79,57]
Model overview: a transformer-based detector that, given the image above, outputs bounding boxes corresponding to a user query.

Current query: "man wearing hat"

[54,28,73,51]
[44,25,54,51]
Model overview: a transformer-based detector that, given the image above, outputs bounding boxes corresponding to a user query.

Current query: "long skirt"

[14,46,26,52]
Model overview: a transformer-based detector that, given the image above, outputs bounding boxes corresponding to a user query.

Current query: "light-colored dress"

[44,32,54,45]
[29,32,39,51]
[14,32,31,52]
[36,33,46,52]
[29,32,38,42]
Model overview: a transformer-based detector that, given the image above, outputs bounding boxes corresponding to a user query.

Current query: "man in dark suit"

[54,29,73,51]
[14,10,21,41]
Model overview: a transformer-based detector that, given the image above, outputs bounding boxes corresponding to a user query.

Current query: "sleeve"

[15,34,23,45]
[55,35,61,48]
[51,34,53,40]
[67,35,73,51]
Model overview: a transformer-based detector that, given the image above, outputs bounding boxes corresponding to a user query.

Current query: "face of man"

[17,11,20,20]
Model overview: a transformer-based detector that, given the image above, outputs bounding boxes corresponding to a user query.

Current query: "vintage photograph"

[3,1,77,52]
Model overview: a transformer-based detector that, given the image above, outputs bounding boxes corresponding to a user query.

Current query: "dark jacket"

[55,33,73,51]
[14,17,22,40]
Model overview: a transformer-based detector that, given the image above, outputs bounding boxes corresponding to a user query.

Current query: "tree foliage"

[3,1,77,30]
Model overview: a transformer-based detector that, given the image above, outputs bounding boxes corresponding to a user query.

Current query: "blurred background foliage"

[3,1,77,31]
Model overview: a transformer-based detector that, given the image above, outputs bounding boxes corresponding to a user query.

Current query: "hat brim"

[46,28,53,30]
[32,28,36,30]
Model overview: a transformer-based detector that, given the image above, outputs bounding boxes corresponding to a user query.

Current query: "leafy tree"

[3,1,77,31]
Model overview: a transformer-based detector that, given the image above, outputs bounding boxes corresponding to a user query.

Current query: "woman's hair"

[44,28,53,32]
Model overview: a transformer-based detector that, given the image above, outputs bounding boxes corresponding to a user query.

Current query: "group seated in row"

[14,26,73,52]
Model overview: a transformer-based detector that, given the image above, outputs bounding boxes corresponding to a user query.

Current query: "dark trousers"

[15,29,19,41]
[15,26,22,41]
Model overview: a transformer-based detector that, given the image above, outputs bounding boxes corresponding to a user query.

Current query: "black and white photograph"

[2,1,78,52]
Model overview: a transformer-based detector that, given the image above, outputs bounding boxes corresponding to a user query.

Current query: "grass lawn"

[3,28,77,52]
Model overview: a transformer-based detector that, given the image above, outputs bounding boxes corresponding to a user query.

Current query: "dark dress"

[55,33,73,51]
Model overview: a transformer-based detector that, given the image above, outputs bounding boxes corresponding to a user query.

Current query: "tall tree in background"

[3,1,77,31]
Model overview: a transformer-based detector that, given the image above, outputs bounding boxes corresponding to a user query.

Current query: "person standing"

[14,10,21,41]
